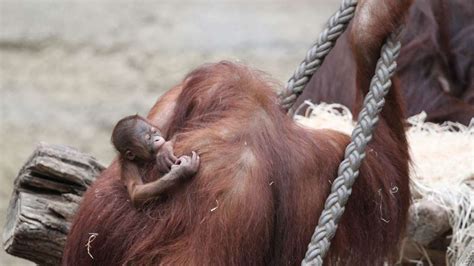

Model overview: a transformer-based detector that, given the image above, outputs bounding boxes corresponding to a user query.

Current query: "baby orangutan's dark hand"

[170,151,200,179]
[156,141,178,173]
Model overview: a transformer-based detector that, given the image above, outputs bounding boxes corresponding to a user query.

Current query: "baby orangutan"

[111,115,200,207]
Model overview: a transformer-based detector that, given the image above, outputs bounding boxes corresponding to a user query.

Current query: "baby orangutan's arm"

[122,152,200,208]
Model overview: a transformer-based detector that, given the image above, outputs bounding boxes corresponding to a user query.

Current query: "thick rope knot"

[279,0,357,111]
[301,30,401,266]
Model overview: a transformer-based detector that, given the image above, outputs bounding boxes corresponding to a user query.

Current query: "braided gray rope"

[279,0,357,111]
[301,30,402,265]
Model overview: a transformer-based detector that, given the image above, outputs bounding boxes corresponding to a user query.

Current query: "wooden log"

[2,143,456,264]
[2,143,104,265]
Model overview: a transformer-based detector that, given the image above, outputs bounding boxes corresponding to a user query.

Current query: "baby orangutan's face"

[124,119,165,161]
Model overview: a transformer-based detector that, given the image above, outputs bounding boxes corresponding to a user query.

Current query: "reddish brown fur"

[295,0,474,125]
[63,1,412,265]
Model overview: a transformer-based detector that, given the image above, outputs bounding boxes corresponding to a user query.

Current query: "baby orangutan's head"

[111,115,165,161]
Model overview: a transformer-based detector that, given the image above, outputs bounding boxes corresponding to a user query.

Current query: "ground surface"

[0,0,337,264]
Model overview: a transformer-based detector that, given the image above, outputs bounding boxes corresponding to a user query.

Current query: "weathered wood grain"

[2,143,104,265]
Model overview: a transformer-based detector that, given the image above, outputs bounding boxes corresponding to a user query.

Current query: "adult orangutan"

[63,0,412,265]
[294,0,474,125]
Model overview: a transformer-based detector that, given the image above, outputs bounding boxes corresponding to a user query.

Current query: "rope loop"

[301,30,402,266]
[276,0,403,263]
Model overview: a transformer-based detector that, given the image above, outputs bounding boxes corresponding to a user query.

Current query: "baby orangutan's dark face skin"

[127,120,165,160]
[112,116,166,162]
